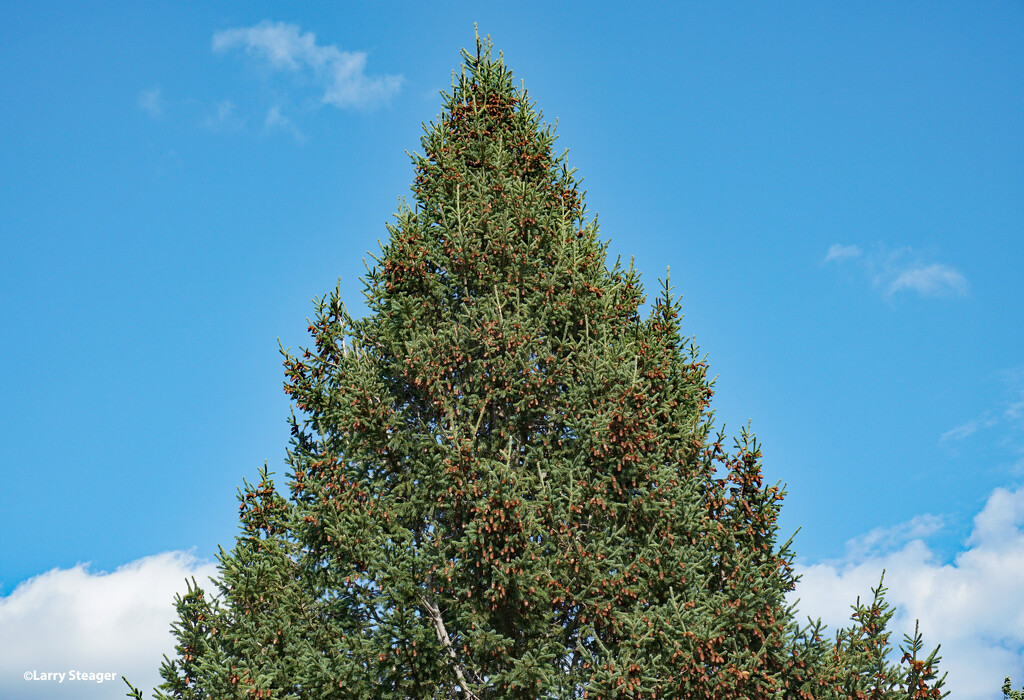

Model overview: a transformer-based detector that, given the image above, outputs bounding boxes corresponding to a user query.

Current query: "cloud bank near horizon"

[0,552,217,700]
[790,483,1024,699]
[3,487,1023,699]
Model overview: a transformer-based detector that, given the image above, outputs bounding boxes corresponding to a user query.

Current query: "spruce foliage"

[131,34,953,699]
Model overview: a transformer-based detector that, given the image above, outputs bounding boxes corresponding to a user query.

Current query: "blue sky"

[2,2,1022,698]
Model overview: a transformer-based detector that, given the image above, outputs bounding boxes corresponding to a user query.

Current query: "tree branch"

[419,591,480,699]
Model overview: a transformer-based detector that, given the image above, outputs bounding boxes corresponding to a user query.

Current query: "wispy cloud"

[941,414,999,445]
[824,243,862,263]
[201,99,242,130]
[138,88,163,118]
[823,243,968,299]
[212,21,402,110]
[0,552,216,700]
[941,367,1024,468]
[265,105,305,142]
[1002,368,1024,420]
[839,514,945,562]
[791,484,1024,700]
[887,263,969,297]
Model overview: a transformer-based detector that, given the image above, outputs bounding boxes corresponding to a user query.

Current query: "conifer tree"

[800,575,948,699]
[131,33,953,699]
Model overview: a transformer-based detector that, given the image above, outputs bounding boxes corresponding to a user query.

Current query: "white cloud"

[212,21,402,110]
[840,514,945,561]
[201,99,241,130]
[941,368,1024,469]
[1002,370,1024,426]
[824,243,862,262]
[791,485,1024,700]
[941,414,999,445]
[887,263,969,297]
[138,88,163,118]
[0,552,217,700]
[823,243,969,299]
[265,105,305,142]
[942,418,981,443]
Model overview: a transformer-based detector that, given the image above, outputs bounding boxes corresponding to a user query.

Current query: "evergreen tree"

[798,575,948,700]
[131,33,952,699]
